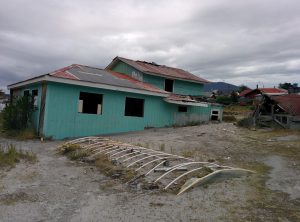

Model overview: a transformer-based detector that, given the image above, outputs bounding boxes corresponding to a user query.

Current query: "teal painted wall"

[16,83,42,130]
[43,82,178,139]
[173,80,204,96]
[110,61,204,96]
[43,82,218,139]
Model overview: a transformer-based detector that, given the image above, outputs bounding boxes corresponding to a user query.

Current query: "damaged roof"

[107,56,209,84]
[8,64,169,96]
[272,94,300,116]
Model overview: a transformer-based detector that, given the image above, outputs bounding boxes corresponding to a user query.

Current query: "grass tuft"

[0,144,37,168]
[58,143,88,160]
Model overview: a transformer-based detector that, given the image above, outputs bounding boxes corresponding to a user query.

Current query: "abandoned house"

[253,94,300,129]
[7,57,223,139]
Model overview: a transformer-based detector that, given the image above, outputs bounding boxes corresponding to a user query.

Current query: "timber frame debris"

[61,136,254,195]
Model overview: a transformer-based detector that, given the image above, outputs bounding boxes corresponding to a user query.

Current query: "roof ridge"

[115,56,209,83]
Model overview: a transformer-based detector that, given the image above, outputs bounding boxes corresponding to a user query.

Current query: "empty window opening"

[211,110,219,121]
[32,89,38,107]
[165,79,174,92]
[78,92,103,115]
[282,116,287,124]
[178,106,187,112]
[24,90,30,96]
[125,97,144,117]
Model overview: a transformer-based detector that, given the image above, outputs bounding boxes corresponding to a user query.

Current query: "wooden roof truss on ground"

[62,136,254,195]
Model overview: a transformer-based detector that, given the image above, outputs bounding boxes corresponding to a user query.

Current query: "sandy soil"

[0,122,299,221]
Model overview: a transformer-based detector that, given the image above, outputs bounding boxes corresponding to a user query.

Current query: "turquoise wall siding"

[143,74,165,89]
[110,61,204,96]
[43,82,178,139]
[18,83,42,130]
[173,80,204,96]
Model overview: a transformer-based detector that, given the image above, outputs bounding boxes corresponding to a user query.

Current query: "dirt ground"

[0,122,299,222]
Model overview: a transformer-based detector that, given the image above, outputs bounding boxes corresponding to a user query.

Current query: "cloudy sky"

[1,0,300,91]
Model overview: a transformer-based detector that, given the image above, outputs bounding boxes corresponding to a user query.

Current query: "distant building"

[254,94,300,129]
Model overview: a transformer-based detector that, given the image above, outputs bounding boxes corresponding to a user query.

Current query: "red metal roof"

[259,88,287,94]
[49,64,168,95]
[112,57,209,84]
[239,89,252,97]
[272,94,300,116]
[243,88,288,98]
[50,65,80,80]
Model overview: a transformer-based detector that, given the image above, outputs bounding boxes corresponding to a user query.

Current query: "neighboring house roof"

[203,82,239,94]
[106,56,209,84]
[259,88,288,95]
[8,64,169,97]
[244,88,288,97]
[239,89,252,97]
[272,94,300,116]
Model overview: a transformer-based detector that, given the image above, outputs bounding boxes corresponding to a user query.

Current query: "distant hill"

[203,82,240,95]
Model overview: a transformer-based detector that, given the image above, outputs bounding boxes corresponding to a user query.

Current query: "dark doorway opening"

[165,79,174,92]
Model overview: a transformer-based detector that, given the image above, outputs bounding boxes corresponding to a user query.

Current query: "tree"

[278,82,293,90]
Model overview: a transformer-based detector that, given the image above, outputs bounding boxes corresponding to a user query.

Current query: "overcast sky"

[1,0,300,92]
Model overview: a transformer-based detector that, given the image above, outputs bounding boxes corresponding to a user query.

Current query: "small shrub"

[216,96,232,105]
[2,95,33,131]
[58,144,81,154]
[67,149,88,160]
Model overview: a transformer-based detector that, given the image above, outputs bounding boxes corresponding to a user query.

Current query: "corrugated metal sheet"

[272,94,300,116]
[110,57,209,84]
[49,64,168,94]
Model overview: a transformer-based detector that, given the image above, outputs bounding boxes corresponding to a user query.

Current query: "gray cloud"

[1,0,300,92]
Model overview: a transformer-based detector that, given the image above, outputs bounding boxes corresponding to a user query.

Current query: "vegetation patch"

[0,144,37,168]
[0,191,38,205]
[0,95,37,140]
[58,143,88,160]
[95,155,137,182]
[222,115,237,122]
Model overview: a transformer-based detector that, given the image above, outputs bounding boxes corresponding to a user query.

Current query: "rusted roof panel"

[116,57,209,84]
[272,94,300,116]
